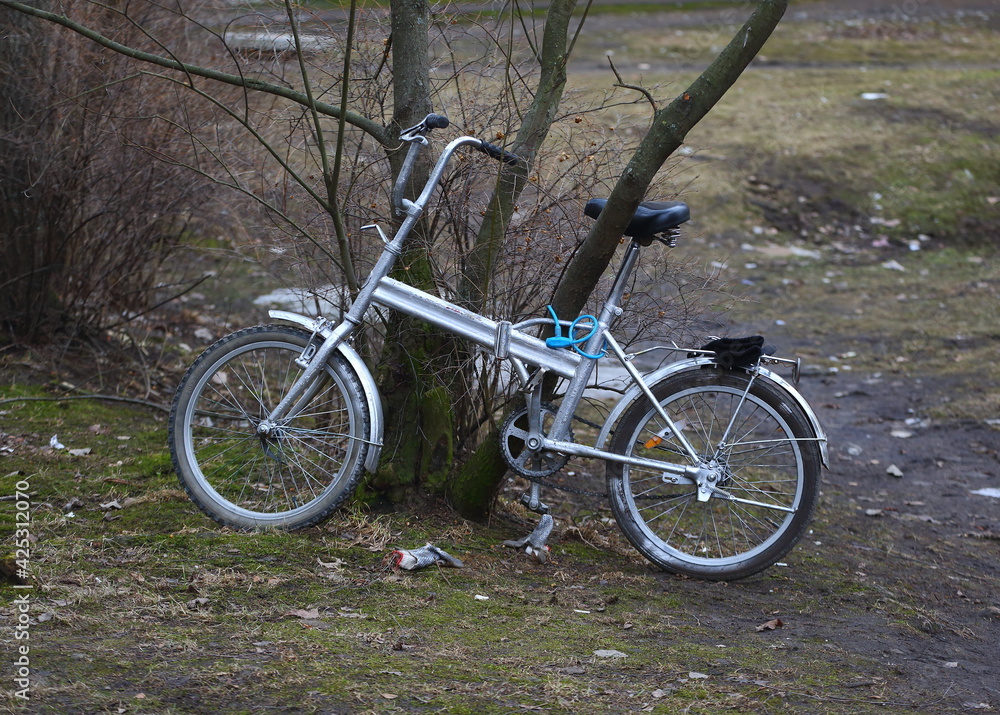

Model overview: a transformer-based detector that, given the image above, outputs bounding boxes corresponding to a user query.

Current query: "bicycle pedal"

[519,492,550,514]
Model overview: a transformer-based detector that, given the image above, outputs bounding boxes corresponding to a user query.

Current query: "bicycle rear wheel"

[606,367,820,580]
[169,325,370,530]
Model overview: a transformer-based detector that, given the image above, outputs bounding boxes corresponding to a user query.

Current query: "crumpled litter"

[388,543,463,571]
[503,513,554,564]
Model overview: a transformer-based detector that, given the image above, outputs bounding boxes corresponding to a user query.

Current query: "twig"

[102,272,214,331]
[0,394,170,414]
[607,56,657,113]
[434,561,454,587]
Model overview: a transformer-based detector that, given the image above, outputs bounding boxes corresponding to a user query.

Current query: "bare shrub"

[0,1,213,343]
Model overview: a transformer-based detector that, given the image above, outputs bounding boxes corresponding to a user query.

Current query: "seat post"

[599,239,643,326]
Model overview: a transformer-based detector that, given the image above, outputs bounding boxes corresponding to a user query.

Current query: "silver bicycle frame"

[261,135,484,427]
[263,129,828,491]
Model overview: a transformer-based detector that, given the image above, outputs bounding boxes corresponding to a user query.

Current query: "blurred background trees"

[0,1,214,344]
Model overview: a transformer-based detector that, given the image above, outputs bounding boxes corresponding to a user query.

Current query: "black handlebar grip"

[425,113,450,130]
[477,140,521,166]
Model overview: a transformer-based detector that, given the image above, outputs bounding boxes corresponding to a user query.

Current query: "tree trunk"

[550,0,789,319]
[457,0,577,309]
[371,0,461,500]
[447,0,579,517]
[450,0,789,518]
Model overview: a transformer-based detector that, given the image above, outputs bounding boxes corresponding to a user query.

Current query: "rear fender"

[595,357,828,467]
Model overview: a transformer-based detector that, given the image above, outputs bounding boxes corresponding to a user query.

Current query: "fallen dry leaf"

[756,618,784,632]
[285,608,320,620]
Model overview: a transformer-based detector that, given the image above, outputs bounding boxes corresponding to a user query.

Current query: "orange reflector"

[644,436,663,449]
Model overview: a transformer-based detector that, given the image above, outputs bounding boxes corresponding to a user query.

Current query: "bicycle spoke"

[608,368,820,578]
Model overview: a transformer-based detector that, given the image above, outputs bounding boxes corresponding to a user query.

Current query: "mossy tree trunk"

[447,0,580,518]
[370,0,461,500]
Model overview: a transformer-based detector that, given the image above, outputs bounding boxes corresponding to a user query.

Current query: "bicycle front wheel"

[169,325,370,530]
[606,367,821,580]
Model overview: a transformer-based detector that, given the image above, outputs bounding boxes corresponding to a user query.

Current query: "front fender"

[595,357,828,467]
[268,310,383,473]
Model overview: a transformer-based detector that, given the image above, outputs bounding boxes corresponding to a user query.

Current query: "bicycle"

[168,113,828,581]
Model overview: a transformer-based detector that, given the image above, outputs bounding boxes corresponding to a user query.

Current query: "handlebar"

[475,140,521,166]
[425,113,450,130]
[392,113,523,216]
[402,113,521,165]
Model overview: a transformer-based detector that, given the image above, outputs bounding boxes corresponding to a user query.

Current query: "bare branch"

[0,0,391,145]
[607,56,657,114]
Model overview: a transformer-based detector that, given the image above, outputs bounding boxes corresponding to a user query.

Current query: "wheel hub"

[695,461,725,502]
[255,420,288,463]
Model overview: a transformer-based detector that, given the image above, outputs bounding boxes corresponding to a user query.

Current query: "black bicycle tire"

[168,325,370,530]
[606,367,821,580]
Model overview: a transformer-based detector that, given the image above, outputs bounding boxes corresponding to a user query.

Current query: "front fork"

[255,320,355,437]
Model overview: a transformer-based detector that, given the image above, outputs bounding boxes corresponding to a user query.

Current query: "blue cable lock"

[545,306,606,359]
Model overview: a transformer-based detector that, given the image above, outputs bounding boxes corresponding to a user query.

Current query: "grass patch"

[2,388,961,712]
[716,246,1000,419]
[567,20,999,247]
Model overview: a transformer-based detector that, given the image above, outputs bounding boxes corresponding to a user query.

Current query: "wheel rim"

[618,384,805,567]
[179,338,363,521]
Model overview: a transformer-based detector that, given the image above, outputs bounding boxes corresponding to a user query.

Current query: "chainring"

[500,402,573,478]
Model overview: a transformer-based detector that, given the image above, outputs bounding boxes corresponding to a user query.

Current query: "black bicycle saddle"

[584,198,690,240]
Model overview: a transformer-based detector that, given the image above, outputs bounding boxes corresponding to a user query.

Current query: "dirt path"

[750,317,1000,707]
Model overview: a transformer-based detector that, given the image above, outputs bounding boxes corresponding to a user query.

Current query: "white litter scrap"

[593,649,628,659]
[970,488,1000,499]
[388,543,463,571]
